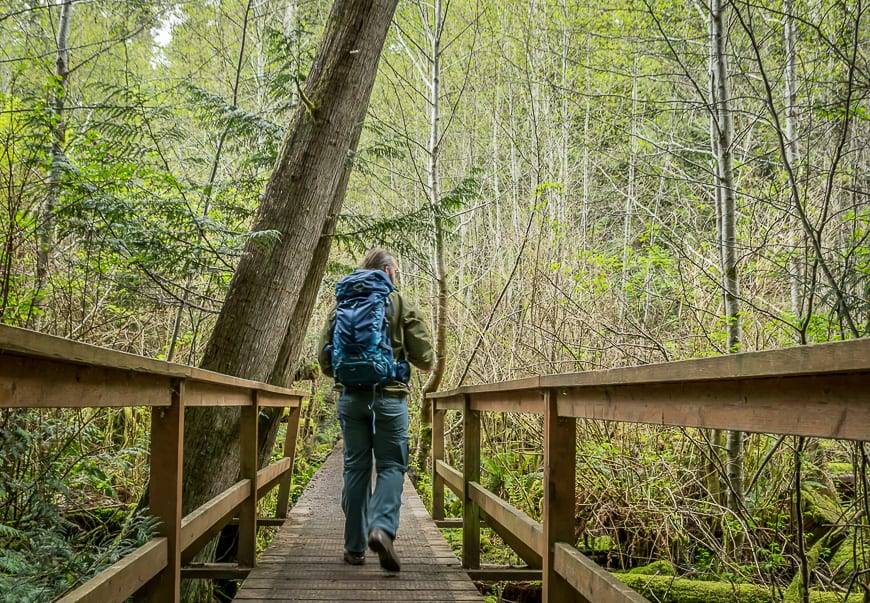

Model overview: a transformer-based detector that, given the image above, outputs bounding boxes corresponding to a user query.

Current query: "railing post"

[143,378,184,602]
[238,390,259,568]
[543,388,579,603]
[276,402,301,518]
[431,402,445,521]
[462,394,480,569]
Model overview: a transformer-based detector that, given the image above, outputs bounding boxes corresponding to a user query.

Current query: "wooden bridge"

[1,323,869,602]
[232,446,484,602]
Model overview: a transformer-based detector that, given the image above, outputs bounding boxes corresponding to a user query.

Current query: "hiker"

[317,248,434,571]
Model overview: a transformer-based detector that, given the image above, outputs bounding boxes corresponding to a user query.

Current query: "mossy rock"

[828,535,869,582]
[826,462,852,475]
[801,485,842,527]
[628,560,676,576]
[616,573,865,603]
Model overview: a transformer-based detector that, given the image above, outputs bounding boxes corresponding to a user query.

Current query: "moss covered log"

[616,574,865,603]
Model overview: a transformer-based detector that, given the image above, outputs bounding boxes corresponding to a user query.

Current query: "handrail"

[0,324,307,603]
[428,338,870,603]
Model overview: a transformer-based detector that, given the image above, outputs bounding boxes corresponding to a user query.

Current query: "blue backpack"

[330,269,399,387]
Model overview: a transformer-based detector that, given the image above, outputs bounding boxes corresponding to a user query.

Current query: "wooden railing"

[0,324,307,603]
[429,338,870,603]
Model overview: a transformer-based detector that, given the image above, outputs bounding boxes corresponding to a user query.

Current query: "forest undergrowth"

[415,412,870,603]
[0,382,340,602]
[2,0,870,601]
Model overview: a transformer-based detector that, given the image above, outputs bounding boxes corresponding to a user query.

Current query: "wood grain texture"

[0,354,173,408]
[468,482,543,567]
[555,543,650,603]
[463,398,481,570]
[555,373,870,440]
[543,390,577,602]
[55,538,167,603]
[0,324,306,405]
[233,447,485,602]
[180,480,249,563]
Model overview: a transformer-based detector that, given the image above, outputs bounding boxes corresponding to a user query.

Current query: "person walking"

[317,248,434,571]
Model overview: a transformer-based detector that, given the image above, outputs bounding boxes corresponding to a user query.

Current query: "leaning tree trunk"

[214,205,344,602]
[257,186,345,464]
[176,1,399,600]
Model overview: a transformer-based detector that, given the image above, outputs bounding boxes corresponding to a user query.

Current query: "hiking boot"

[368,528,400,572]
[343,550,365,565]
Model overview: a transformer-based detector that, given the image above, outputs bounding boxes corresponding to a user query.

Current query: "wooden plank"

[436,460,463,498]
[180,480,249,563]
[255,518,286,527]
[235,589,483,601]
[238,398,258,568]
[543,389,577,602]
[468,482,543,567]
[0,324,190,378]
[464,376,541,394]
[463,396,480,570]
[0,355,172,408]
[240,577,478,588]
[234,447,484,602]
[433,397,464,410]
[0,324,303,399]
[56,538,167,603]
[257,392,304,408]
[555,373,870,440]
[276,405,301,517]
[140,382,183,602]
[432,340,870,406]
[185,366,297,393]
[183,380,252,407]
[429,377,541,400]
[554,543,650,603]
[228,517,286,527]
[180,563,251,580]
[428,389,463,402]
[428,391,459,402]
[440,377,541,398]
[258,458,293,499]
[432,408,446,521]
[469,388,545,414]
[467,568,542,581]
[185,367,304,396]
[542,338,870,389]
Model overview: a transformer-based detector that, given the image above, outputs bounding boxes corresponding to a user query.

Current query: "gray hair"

[361,248,395,271]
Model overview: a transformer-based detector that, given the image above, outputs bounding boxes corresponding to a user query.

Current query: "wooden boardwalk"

[233,447,485,602]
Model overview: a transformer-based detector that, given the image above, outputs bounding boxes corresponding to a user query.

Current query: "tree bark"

[176,1,399,599]
[710,0,744,530]
[783,0,805,342]
[257,186,344,466]
[417,0,446,477]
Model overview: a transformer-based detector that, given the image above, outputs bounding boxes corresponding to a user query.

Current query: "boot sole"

[368,530,400,572]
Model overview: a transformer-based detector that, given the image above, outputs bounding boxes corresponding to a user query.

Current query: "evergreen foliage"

[0,410,157,600]
[0,0,868,599]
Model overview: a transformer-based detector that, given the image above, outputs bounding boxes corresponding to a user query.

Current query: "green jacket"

[317,289,435,397]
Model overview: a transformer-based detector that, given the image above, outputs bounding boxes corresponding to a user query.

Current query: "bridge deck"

[233,446,484,602]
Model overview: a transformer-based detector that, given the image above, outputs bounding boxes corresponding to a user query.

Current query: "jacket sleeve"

[316,308,336,378]
[400,297,435,371]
